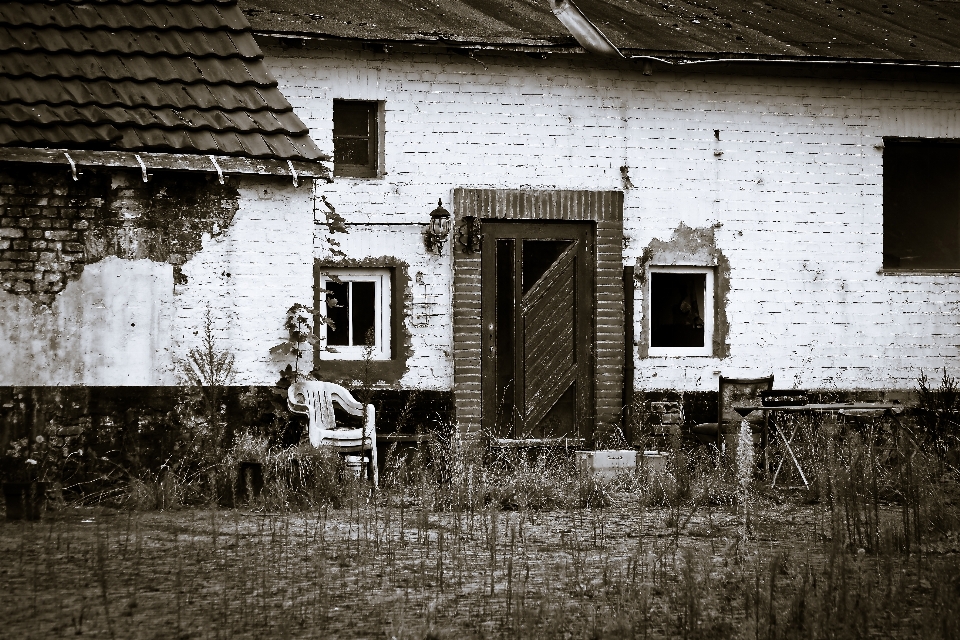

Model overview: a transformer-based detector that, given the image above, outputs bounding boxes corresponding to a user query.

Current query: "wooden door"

[480,222,595,440]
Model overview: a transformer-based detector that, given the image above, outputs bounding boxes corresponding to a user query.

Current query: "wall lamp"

[457,215,482,254]
[424,199,451,255]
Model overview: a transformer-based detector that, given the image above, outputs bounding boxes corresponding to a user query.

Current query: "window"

[333,100,380,178]
[648,266,714,357]
[317,269,391,360]
[884,139,960,270]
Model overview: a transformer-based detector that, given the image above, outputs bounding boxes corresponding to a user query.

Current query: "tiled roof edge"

[0,146,332,182]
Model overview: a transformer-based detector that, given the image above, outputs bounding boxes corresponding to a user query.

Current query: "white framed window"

[648,266,714,357]
[317,268,391,360]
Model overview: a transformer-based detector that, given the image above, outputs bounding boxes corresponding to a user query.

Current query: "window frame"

[332,99,382,179]
[317,268,392,361]
[647,265,715,358]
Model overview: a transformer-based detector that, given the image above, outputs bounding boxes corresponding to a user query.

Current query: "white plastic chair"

[287,378,378,488]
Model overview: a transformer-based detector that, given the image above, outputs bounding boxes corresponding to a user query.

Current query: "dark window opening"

[351,281,376,346]
[325,280,377,347]
[333,100,379,178]
[651,272,706,348]
[884,139,960,269]
[326,280,349,346]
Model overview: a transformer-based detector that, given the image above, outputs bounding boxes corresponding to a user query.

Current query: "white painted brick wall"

[174,178,314,385]
[267,47,960,392]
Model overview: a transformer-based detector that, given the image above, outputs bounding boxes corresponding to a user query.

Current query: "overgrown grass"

[2,413,959,639]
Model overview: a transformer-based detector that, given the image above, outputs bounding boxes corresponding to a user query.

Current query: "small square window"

[317,269,391,360]
[883,139,960,270]
[648,266,714,357]
[333,100,380,178]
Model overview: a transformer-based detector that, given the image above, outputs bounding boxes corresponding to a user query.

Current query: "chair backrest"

[287,378,367,445]
[718,375,774,430]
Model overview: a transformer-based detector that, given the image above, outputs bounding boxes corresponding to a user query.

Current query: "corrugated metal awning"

[241,0,960,66]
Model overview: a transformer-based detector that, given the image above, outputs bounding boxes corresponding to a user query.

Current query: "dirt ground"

[1,490,959,639]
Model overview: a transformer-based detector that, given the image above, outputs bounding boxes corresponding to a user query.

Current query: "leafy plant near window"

[274,194,348,386]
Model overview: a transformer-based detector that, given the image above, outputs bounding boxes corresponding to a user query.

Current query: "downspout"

[549,0,624,58]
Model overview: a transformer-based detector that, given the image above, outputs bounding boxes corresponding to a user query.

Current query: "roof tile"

[0,2,246,32]
[0,0,323,161]
[0,26,262,58]
[0,51,274,84]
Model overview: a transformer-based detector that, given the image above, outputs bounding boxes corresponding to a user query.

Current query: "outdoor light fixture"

[424,199,451,255]
[457,215,482,254]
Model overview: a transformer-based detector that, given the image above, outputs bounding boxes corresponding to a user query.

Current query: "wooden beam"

[0,147,332,182]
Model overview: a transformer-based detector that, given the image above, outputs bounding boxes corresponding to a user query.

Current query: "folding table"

[733,403,905,488]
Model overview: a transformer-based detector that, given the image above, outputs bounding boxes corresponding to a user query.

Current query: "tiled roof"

[242,0,960,66]
[0,0,326,162]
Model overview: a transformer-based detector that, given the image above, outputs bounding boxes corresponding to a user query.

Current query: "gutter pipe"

[549,0,623,58]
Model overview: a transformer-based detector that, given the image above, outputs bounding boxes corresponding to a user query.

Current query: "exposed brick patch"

[0,164,108,300]
[0,163,239,304]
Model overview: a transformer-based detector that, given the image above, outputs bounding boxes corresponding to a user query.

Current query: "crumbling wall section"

[0,164,239,304]
[0,164,250,385]
[0,164,107,302]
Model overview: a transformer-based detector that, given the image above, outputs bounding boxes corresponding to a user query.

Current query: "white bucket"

[344,455,365,478]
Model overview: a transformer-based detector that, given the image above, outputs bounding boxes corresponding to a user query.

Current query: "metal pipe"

[549,0,623,58]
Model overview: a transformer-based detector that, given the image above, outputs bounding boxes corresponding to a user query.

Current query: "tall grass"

[3,407,959,638]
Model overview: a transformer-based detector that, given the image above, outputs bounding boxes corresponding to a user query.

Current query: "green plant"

[917,368,960,460]
[2,430,83,484]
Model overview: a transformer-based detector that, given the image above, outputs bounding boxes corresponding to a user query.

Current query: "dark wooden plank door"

[480,222,595,440]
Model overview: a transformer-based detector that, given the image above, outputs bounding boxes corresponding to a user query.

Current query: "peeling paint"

[0,256,174,385]
[0,165,239,305]
[89,171,240,283]
[310,256,413,387]
[636,223,730,359]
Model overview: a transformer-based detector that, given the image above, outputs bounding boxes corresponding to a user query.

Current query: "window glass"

[335,138,369,166]
[332,103,370,137]
[333,100,379,178]
[884,139,960,270]
[325,280,350,346]
[351,281,376,346]
[651,272,706,348]
[317,269,391,360]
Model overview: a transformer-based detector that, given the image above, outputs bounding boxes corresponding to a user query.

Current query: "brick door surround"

[452,188,624,440]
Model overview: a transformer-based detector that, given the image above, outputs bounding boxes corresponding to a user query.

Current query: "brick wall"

[266,44,960,394]
[0,165,315,386]
[0,164,102,301]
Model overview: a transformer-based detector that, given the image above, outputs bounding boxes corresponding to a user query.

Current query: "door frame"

[452,189,625,443]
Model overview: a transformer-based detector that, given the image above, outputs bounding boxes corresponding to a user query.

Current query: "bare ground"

[1,491,959,639]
